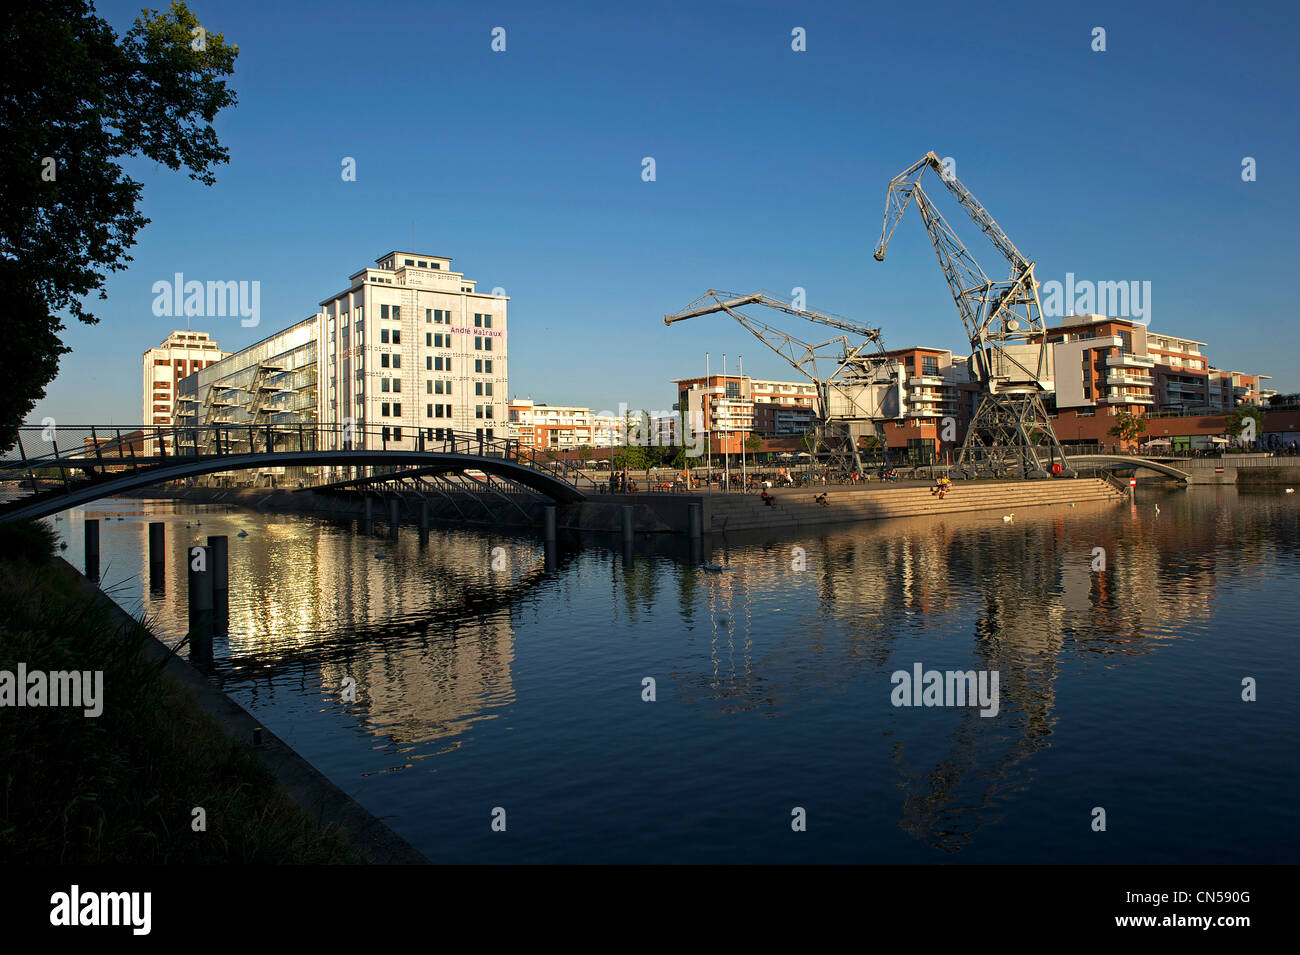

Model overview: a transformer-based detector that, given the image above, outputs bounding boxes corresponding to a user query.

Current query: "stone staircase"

[704,478,1124,532]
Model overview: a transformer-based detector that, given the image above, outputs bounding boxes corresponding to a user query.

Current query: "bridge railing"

[0,424,598,493]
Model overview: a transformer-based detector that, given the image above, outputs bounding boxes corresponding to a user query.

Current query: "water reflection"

[57,486,1300,862]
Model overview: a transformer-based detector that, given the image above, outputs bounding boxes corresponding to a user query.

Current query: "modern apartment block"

[875,346,974,459]
[672,375,818,454]
[177,251,509,454]
[507,399,595,450]
[175,317,319,453]
[1040,313,1273,449]
[318,251,507,446]
[142,331,228,445]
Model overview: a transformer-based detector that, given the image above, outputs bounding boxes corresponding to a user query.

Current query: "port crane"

[664,290,903,477]
[873,152,1072,478]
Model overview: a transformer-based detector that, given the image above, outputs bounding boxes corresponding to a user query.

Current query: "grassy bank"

[0,520,363,863]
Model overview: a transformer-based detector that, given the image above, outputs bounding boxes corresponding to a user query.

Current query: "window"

[435,380,445,395]
[485,337,492,352]
[435,356,446,371]
[381,378,390,393]
[381,328,389,343]
[426,333,432,346]
[726,381,740,399]
[435,333,444,347]
[476,405,484,419]
[393,403,401,417]
[392,308,400,322]
[381,353,390,368]
[922,357,939,376]
[392,330,400,344]
[426,380,432,393]
[405,258,414,266]
[381,305,389,319]
[484,315,492,329]
[475,337,482,350]
[382,426,391,441]
[392,354,400,369]
[426,356,433,370]
[475,359,483,373]
[485,382,493,396]
[485,405,494,419]
[382,402,390,416]
[394,428,402,441]
[425,309,432,323]
[484,359,492,373]
[427,404,433,418]
[475,382,483,396]
[474,314,482,327]
[392,379,401,393]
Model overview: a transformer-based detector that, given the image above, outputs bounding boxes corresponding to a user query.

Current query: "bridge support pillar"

[420,499,429,531]
[363,496,373,525]
[187,544,214,672]
[544,505,556,542]
[83,518,99,581]
[148,522,165,590]
[622,505,634,544]
[688,502,702,540]
[388,496,400,538]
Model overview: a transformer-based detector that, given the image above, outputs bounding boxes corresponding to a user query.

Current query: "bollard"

[420,498,429,531]
[148,521,165,592]
[207,535,228,591]
[148,521,165,569]
[622,505,634,544]
[187,544,214,671]
[389,496,400,538]
[544,505,556,542]
[363,496,373,523]
[544,537,557,574]
[83,518,100,581]
[688,502,702,540]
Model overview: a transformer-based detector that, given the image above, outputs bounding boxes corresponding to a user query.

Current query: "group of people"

[930,475,953,499]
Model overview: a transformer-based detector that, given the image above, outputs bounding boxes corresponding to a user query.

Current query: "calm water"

[54,487,1300,863]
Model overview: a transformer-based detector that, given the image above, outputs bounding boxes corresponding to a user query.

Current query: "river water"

[51,486,1299,863]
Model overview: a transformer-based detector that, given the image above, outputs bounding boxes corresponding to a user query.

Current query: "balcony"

[907,407,942,418]
[1109,392,1155,404]
[908,375,945,387]
[1108,371,1155,385]
[1106,352,1156,369]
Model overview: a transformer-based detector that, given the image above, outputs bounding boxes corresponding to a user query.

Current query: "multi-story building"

[1038,313,1274,449]
[507,399,595,450]
[177,251,509,456]
[318,251,507,446]
[875,346,971,460]
[142,330,227,449]
[672,375,818,455]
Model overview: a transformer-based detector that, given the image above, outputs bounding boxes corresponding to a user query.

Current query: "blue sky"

[35,0,1300,424]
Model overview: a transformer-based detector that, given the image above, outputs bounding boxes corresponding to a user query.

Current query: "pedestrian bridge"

[0,424,592,522]
[1066,454,1191,482]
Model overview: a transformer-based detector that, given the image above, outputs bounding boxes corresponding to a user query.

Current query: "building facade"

[142,330,227,447]
[177,251,509,455]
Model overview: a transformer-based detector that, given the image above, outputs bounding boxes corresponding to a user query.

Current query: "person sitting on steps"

[760,488,776,507]
[814,492,829,506]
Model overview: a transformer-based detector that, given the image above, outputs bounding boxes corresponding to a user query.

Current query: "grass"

[0,520,364,864]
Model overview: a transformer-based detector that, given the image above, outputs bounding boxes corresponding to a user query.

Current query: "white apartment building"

[142,330,227,451]
[507,398,596,449]
[317,251,508,447]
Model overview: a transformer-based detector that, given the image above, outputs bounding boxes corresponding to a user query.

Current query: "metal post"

[622,504,634,544]
[83,518,99,581]
[388,496,400,537]
[207,535,229,592]
[544,504,556,542]
[187,544,214,671]
[688,502,702,540]
[148,521,165,590]
[420,498,429,531]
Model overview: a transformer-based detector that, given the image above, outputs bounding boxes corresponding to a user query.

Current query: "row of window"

[381,402,402,417]
[473,313,493,328]
[380,327,402,344]
[427,309,451,323]
[380,353,400,368]
[380,305,402,321]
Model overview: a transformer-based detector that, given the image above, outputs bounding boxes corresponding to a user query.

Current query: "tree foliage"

[0,1,238,448]
[1107,411,1148,446]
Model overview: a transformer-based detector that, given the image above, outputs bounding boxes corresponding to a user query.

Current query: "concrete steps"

[704,478,1123,531]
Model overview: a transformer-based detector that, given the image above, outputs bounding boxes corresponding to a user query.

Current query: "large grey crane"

[664,290,904,476]
[873,152,1071,478]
